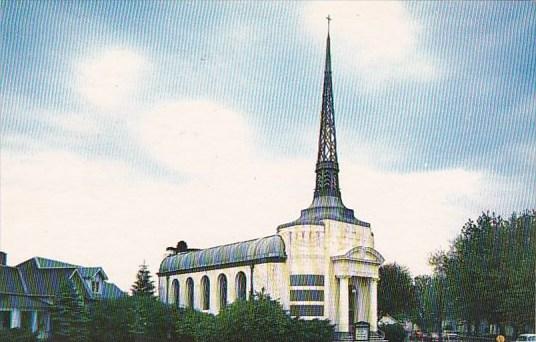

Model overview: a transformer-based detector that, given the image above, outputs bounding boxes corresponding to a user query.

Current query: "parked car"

[443,332,460,341]
[431,332,440,342]
[515,334,536,342]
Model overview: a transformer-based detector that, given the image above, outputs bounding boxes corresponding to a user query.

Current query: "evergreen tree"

[131,261,156,297]
[127,297,149,342]
[51,281,90,342]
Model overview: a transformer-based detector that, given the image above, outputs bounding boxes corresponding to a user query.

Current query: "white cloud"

[136,101,254,177]
[75,48,149,110]
[341,166,486,276]
[302,1,439,82]
[1,100,509,289]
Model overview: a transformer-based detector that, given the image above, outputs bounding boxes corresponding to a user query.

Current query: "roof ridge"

[17,267,29,294]
[34,256,79,269]
[168,234,281,254]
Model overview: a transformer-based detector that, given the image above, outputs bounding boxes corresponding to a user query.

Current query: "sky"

[1,1,535,291]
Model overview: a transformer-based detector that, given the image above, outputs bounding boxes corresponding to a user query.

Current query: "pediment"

[331,246,385,265]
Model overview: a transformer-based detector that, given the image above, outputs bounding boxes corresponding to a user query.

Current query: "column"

[31,311,38,333]
[228,272,236,304]
[44,312,52,338]
[369,278,378,331]
[210,275,219,315]
[337,276,350,333]
[10,309,21,328]
[357,278,367,322]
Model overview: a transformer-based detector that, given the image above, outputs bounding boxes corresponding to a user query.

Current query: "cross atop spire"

[314,22,340,198]
[326,14,332,33]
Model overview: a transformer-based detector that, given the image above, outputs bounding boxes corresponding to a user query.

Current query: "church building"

[158,28,384,339]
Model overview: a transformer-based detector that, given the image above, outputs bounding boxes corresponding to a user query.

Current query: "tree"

[50,281,90,342]
[88,298,133,342]
[88,296,180,342]
[132,261,156,297]
[433,210,535,335]
[378,263,417,320]
[414,273,449,337]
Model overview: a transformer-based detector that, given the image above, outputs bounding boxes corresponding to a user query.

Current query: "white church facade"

[158,29,384,339]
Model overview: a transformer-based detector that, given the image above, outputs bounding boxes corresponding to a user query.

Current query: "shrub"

[0,328,37,342]
[291,317,334,342]
[380,323,407,342]
[214,292,333,342]
[175,308,216,342]
[81,292,334,342]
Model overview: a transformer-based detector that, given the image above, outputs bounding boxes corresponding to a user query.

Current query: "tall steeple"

[314,17,340,198]
[278,18,369,230]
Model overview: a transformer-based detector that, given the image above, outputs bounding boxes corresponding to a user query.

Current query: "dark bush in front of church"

[82,293,333,342]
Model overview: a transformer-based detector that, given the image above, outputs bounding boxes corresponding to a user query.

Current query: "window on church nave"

[201,276,210,310]
[235,271,247,300]
[171,279,180,307]
[186,277,194,309]
[290,274,324,286]
[218,274,227,310]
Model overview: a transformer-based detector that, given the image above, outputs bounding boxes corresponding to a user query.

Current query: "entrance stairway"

[333,329,388,342]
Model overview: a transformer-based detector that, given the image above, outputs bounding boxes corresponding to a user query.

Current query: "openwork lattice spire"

[278,18,370,230]
[314,25,340,198]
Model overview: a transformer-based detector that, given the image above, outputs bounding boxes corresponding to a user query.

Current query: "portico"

[333,247,383,335]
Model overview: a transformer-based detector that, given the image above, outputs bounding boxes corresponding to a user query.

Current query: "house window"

[0,311,10,329]
[92,281,100,293]
[20,311,32,330]
[201,276,210,310]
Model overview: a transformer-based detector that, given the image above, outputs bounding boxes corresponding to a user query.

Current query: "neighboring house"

[0,252,124,338]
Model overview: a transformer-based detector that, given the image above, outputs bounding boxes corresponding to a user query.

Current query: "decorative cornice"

[330,246,385,265]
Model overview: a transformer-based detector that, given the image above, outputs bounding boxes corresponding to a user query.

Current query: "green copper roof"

[159,235,287,275]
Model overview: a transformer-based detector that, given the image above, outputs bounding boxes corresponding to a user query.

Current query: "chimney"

[0,252,6,266]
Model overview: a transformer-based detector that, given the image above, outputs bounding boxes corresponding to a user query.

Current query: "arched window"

[218,274,227,310]
[171,279,180,307]
[186,277,194,309]
[201,276,210,310]
[235,271,247,301]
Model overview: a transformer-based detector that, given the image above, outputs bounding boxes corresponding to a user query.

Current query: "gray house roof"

[102,282,125,299]
[34,257,77,268]
[159,235,287,275]
[0,266,26,294]
[78,267,108,281]
[0,294,49,310]
[0,256,125,307]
